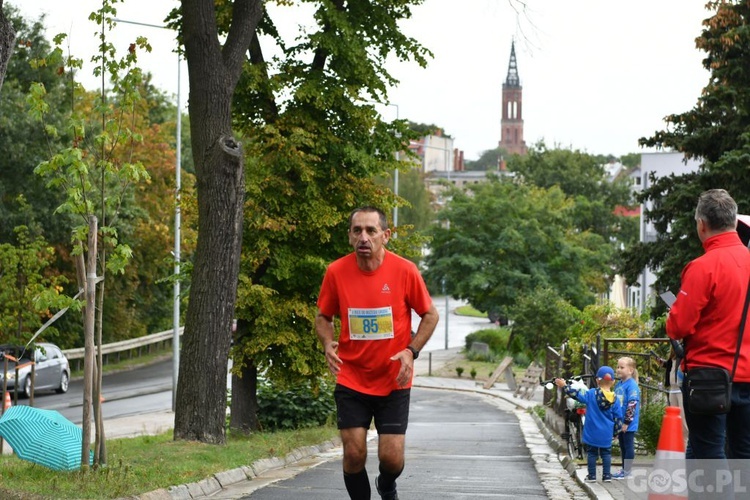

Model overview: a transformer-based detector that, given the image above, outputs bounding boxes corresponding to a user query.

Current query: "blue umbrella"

[0,405,91,471]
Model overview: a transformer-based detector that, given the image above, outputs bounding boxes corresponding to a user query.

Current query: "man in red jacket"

[667,189,750,460]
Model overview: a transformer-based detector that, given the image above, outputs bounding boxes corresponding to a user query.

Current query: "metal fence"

[62,327,183,372]
[543,335,673,417]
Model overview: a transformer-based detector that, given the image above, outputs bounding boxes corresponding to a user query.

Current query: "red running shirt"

[317,250,433,395]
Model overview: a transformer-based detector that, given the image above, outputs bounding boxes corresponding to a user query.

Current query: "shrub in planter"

[464,329,510,354]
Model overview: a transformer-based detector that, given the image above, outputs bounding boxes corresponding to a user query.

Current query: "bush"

[464,328,510,354]
[465,349,497,363]
[563,303,649,369]
[256,379,336,431]
[638,398,667,455]
[509,286,578,357]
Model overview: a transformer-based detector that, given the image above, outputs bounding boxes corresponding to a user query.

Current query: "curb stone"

[526,411,591,499]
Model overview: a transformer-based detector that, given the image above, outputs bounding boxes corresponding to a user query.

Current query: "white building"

[629,152,702,313]
[420,135,454,173]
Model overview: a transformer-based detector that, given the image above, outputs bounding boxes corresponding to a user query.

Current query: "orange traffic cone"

[3,391,11,411]
[648,406,687,500]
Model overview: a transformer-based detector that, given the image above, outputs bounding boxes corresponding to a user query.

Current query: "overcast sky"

[12,0,711,160]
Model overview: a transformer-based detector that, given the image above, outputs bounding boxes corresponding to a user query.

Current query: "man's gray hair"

[695,189,737,232]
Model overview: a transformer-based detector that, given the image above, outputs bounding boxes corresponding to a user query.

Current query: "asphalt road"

[12,360,172,424]
[228,388,549,499]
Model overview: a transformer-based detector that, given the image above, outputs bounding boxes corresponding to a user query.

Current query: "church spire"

[499,39,526,155]
[505,40,520,87]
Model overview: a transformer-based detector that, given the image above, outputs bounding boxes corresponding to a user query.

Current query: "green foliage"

[0,223,77,345]
[621,3,750,318]
[389,168,435,233]
[469,367,477,379]
[509,287,579,357]
[508,142,637,251]
[0,6,193,349]
[12,2,186,346]
[408,121,447,138]
[531,405,546,420]
[639,397,667,455]
[231,0,434,391]
[562,303,648,369]
[256,379,336,431]
[0,6,72,246]
[455,366,464,377]
[464,328,510,354]
[620,153,641,169]
[424,176,612,320]
[465,349,496,363]
[464,147,507,171]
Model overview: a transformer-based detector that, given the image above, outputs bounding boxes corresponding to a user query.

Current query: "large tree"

[508,142,636,244]
[619,1,750,316]
[0,6,71,246]
[228,0,431,432]
[423,176,612,321]
[173,0,263,444]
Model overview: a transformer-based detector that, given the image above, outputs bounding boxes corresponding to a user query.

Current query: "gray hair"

[348,206,388,231]
[695,189,737,232]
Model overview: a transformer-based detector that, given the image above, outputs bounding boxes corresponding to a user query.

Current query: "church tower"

[499,41,527,156]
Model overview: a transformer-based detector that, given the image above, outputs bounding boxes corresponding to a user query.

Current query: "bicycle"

[543,375,593,460]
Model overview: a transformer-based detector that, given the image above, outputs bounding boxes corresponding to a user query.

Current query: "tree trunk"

[229,359,260,434]
[0,0,16,93]
[81,216,98,469]
[230,320,261,433]
[174,0,262,444]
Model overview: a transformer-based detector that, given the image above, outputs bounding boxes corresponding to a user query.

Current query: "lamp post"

[113,18,182,410]
[442,278,449,350]
[383,103,400,228]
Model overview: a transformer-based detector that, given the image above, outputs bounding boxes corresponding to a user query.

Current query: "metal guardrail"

[61,327,183,371]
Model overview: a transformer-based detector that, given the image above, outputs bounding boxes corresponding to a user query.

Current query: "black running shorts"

[334,384,411,434]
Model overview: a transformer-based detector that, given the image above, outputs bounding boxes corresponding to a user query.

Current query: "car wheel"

[23,376,33,398]
[56,372,70,394]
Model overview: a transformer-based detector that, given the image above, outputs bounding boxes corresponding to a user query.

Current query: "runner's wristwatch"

[406,345,419,360]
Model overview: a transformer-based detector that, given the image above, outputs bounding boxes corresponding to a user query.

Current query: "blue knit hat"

[596,366,615,381]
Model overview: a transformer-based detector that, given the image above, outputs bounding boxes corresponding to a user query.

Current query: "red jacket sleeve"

[666,259,711,341]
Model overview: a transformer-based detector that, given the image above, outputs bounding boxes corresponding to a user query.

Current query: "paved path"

[4,347,631,499]
[111,353,610,500]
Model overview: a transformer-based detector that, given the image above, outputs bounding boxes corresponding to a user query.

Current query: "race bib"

[348,307,394,340]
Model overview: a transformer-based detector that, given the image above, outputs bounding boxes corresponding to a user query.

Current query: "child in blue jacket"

[555,366,622,483]
[614,356,640,479]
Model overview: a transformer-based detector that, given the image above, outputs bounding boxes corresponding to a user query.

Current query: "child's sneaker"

[611,470,630,479]
[603,474,612,482]
[584,474,597,483]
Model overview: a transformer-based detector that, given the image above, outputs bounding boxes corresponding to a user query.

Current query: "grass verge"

[453,304,488,318]
[0,426,338,499]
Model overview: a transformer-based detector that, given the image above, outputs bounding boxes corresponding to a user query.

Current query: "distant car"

[0,343,70,397]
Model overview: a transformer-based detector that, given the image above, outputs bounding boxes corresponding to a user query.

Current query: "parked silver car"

[0,343,70,397]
